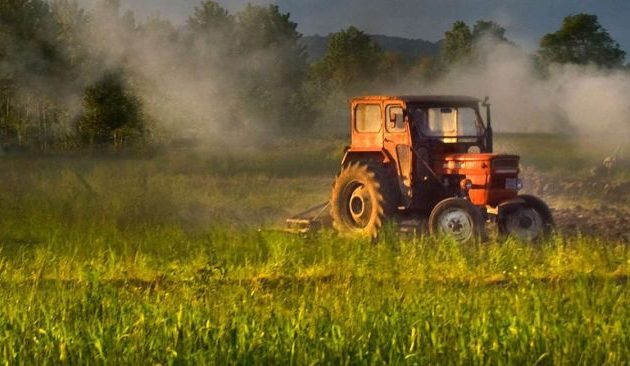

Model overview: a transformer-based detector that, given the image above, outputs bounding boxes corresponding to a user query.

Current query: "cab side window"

[355,104,381,133]
[386,105,405,132]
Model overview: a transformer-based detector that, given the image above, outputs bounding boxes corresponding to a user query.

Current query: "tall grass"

[0,228,628,364]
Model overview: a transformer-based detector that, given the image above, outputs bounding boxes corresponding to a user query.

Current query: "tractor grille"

[492,158,519,174]
[490,158,519,189]
[489,175,520,189]
[489,175,508,189]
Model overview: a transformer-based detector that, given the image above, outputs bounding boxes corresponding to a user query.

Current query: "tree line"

[0,0,626,151]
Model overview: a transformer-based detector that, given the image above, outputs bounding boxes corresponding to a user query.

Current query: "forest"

[1,0,627,151]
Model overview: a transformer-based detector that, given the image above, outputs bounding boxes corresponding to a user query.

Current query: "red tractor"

[326,95,553,242]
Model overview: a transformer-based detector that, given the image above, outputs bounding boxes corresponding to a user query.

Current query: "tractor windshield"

[409,106,485,143]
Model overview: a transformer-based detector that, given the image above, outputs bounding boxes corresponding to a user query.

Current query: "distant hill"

[301,34,441,61]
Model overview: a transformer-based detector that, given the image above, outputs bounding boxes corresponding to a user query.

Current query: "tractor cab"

[404,95,491,154]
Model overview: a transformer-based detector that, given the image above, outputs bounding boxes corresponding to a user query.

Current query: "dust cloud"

[3,0,295,148]
[5,1,630,148]
[81,2,257,143]
[425,38,630,143]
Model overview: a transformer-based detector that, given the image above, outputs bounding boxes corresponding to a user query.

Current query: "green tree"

[472,20,508,43]
[440,21,472,66]
[0,0,60,79]
[50,0,90,86]
[439,20,513,70]
[78,71,145,147]
[0,0,76,148]
[185,1,234,68]
[234,4,311,133]
[187,1,233,36]
[539,13,626,68]
[317,26,383,90]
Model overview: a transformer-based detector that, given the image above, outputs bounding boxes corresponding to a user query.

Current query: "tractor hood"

[440,153,519,162]
[435,153,521,207]
[437,153,520,174]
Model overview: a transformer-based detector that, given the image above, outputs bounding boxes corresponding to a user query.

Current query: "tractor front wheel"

[428,198,485,243]
[330,162,396,239]
[498,195,554,242]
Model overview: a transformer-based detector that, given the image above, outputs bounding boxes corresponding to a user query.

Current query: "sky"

[78,0,630,53]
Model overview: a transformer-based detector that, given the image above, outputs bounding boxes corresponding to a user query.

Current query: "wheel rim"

[505,208,543,241]
[349,190,366,219]
[342,182,373,230]
[436,207,475,242]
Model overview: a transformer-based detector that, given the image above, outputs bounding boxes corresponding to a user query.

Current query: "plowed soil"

[521,167,630,241]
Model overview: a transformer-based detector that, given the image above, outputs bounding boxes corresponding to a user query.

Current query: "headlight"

[505,178,524,190]
[460,179,473,190]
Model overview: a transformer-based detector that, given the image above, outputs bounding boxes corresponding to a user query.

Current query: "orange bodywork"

[345,96,521,209]
[436,153,520,207]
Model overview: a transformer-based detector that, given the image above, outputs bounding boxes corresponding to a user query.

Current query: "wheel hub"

[349,194,365,217]
[519,216,533,228]
[438,208,474,242]
[344,184,372,229]
[505,208,543,241]
[448,219,464,232]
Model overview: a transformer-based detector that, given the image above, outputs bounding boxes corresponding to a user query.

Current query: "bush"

[78,71,146,147]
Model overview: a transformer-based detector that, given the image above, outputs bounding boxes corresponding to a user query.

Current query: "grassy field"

[0,134,628,364]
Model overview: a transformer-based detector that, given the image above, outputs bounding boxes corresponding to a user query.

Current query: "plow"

[285,201,331,234]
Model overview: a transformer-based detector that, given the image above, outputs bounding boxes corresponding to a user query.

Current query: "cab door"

[383,103,413,207]
[351,102,383,150]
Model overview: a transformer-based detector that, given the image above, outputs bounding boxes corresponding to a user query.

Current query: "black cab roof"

[353,95,481,105]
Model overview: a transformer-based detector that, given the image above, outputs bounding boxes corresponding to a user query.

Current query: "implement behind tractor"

[287,95,554,242]
[285,202,330,233]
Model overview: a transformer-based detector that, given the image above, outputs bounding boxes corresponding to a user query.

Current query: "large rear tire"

[428,198,485,243]
[330,162,397,239]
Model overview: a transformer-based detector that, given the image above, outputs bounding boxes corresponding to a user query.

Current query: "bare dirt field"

[520,167,630,241]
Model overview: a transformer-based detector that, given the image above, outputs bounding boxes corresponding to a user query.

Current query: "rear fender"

[341,150,392,167]
[497,197,527,213]
[497,195,554,226]
[341,149,410,207]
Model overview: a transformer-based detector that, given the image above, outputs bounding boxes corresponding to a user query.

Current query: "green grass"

[0,135,628,364]
[0,229,628,364]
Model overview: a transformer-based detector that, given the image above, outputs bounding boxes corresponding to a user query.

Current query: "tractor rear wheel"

[498,195,554,242]
[428,198,485,243]
[330,162,397,239]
